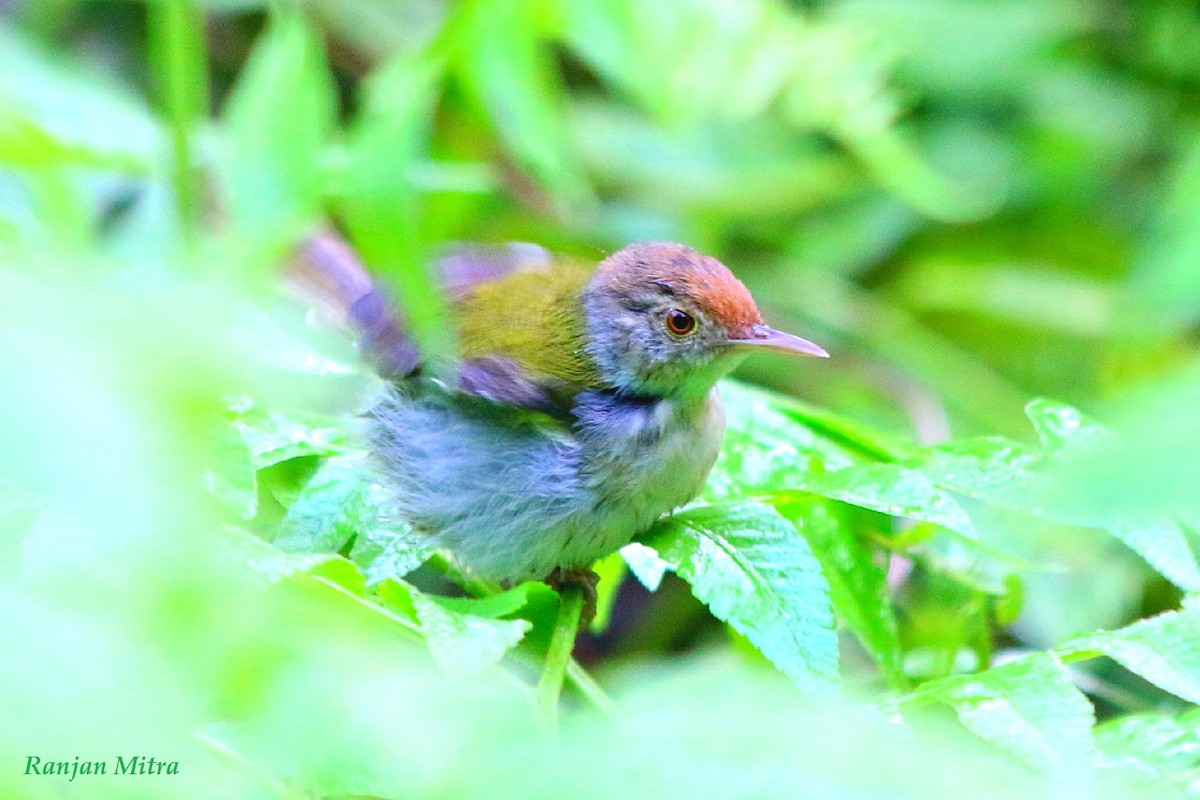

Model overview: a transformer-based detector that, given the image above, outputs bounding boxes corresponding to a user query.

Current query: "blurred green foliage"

[4,0,1200,798]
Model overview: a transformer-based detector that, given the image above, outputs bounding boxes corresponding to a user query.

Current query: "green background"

[3,1,1200,797]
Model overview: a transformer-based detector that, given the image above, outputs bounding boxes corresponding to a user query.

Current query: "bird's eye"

[665,309,697,337]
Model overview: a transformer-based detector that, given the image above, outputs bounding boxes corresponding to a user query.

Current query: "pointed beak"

[728,324,829,358]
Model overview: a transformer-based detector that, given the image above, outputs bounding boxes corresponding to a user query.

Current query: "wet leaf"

[905,652,1096,773]
[636,500,839,695]
[274,455,374,554]
[802,462,977,539]
[227,400,353,469]
[349,523,432,588]
[777,496,904,687]
[1060,606,1200,705]
[1094,709,1200,783]
[705,381,858,501]
[379,579,530,677]
[909,402,1200,592]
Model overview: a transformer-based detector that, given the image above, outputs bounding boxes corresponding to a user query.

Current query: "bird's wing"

[288,234,603,411]
[437,242,555,299]
[449,249,604,408]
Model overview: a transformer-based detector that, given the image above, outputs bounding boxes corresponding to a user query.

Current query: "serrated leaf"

[227,400,352,469]
[636,500,838,694]
[906,652,1096,773]
[714,383,975,538]
[274,454,373,553]
[220,7,336,252]
[620,541,671,591]
[1094,709,1200,783]
[910,402,1200,592]
[777,496,904,687]
[222,524,364,592]
[378,580,530,677]
[1060,606,1200,704]
[1103,517,1200,593]
[349,523,432,588]
[803,462,978,539]
[704,381,858,501]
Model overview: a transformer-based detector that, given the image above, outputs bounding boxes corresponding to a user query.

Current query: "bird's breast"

[574,387,726,529]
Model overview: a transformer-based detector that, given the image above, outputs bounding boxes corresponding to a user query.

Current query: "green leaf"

[1032,402,1200,592]
[349,523,432,588]
[1060,606,1200,704]
[433,583,535,619]
[339,49,453,364]
[839,129,995,222]
[589,551,627,633]
[378,580,531,677]
[0,481,39,573]
[562,0,799,124]
[1102,517,1200,594]
[1025,398,1112,455]
[704,381,859,501]
[776,496,905,687]
[148,0,208,244]
[635,500,839,694]
[714,383,976,539]
[1127,130,1200,333]
[561,0,984,219]
[205,418,259,519]
[227,399,353,469]
[220,6,336,255]
[910,401,1200,592]
[0,29,157,249]
[905,652,1096,773]
[912,436,1039,505]
[456,0,588,205]
[222,525,365,592]
[802,462,978,539]
[0,28,157,168]
[274,454,373,553]
[1094,709,1200,784]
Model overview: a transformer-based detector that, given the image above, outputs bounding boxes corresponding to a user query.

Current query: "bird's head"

[582,243,827,400]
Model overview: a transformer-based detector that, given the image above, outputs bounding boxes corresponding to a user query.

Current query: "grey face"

[581,280,747,399]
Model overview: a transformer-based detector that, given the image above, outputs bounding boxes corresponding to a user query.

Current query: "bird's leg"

[545,566,599,629]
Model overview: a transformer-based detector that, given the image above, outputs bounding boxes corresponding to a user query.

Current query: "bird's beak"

[728,324,829,358]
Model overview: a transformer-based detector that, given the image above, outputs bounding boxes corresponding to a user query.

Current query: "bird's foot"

[544,566,599,629]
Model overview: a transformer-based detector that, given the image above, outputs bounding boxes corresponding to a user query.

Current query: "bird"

[290,236,827,605]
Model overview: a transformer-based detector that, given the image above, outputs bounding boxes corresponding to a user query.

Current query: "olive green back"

[454,259,603,392]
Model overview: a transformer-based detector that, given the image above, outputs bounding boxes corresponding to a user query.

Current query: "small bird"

[291,237,827,599]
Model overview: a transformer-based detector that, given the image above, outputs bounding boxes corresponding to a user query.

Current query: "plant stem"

[537,583,585,724]
[147,0,207,252]
[426,555,611,713]
[566,660,614,713]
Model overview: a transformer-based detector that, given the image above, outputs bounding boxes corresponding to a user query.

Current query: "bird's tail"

[286,231,421,379]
